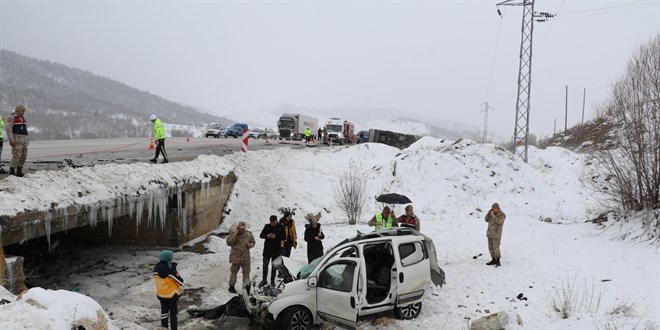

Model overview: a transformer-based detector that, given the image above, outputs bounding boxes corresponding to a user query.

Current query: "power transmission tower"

[496,0,554,163]
[481,102,494,143]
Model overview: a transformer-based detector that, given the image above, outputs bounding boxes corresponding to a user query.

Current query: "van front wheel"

[280,306,312,330]
[394,302,422,320]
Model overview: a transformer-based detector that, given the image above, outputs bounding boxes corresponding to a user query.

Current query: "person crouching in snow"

[304,212,325,263]
[226,221,255,293]
[153,249,184,330]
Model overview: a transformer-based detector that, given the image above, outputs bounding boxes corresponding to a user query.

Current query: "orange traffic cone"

[149,139,155,149]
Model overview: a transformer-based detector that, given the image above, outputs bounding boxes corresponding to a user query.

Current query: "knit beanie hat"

[491,203,500,209]
[159,250,173,268]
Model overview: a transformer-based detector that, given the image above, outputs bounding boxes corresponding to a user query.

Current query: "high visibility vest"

[375,213,394,230]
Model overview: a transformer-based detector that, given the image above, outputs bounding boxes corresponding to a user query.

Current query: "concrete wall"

[0,172,236,247]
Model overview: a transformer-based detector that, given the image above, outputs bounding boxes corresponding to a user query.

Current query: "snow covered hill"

[0,138,657,329]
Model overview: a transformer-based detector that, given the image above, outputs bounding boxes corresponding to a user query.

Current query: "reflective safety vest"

[154,274,183,299]
[10,113,28,136]
[0,115,4,139]
[375,213,394,230]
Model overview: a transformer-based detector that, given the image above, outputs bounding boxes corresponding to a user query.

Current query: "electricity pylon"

[481,102,494,143]
[496,0,554,163]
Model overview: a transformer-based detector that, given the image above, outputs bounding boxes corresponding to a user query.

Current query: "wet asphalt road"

[0,136,309,172]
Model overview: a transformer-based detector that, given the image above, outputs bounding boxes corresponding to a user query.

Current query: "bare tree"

[590,35,659,227]
[334,165,368,225]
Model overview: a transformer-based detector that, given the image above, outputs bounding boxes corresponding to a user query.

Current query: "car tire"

[394,302,422,320]
[280,306,313,330]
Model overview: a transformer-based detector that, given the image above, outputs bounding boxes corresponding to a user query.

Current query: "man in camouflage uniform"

[226,221,255,293]
[485,202,506,267]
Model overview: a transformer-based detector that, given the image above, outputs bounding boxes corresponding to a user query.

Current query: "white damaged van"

[241,227,445,329]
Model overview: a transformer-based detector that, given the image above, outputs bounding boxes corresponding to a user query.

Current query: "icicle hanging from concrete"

[177,185,187,234]
[88,203,99,228]
[43,212,52,252]
[201,178,211,201]
[134,196,144,238]
[60,207,69,233]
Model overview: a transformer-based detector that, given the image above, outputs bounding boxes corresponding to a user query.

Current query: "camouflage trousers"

[10,135,29,168]
[487,238,501,259]
[229,262,251,286]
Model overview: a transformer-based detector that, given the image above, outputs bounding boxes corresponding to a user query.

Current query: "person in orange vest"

[153,250,184,330]
[368,206,396,230]
[397,204,421,231]
[5,104,29,177]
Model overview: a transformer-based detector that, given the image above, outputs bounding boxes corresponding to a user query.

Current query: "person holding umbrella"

[368,206,396,230]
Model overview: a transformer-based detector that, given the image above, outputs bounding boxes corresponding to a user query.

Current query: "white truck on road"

[277,113,318,141]
[324,118,355,145]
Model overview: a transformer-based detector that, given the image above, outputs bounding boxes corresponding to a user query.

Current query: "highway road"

[0,136,310,173]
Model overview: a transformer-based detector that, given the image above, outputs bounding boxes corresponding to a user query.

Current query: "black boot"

[149,158,157,164]
[0,167,6,174]
[486,258,496,266]
[9,167,15,175]
[495,258,501,267]
[16,167,24,177]
[228,285,237,294]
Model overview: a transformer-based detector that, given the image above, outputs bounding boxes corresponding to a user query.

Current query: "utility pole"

[481,102,494,143]
[581,88,586,124]
[553,118,556,135]
[497,0,554,163]
[565,85,568,131]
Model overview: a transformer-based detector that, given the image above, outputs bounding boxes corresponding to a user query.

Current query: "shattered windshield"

[298,257,322,280]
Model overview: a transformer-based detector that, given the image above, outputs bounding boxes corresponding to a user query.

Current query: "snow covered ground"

[1,137,658,329]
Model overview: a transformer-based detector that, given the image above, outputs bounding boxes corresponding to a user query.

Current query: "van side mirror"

[307,276,318,287]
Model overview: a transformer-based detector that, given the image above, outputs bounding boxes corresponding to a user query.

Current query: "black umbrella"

[375,193,412,204]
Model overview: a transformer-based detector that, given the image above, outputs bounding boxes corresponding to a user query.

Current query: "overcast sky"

[1,0,658,138]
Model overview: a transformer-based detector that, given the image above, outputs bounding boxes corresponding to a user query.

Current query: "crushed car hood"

[273,256,307,283]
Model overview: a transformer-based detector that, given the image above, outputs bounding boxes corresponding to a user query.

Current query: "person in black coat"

[304,215,325,263]
[259,215,284,287]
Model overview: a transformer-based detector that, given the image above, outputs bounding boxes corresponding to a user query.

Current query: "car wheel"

[394,302,422,320]
[280,306,312,330]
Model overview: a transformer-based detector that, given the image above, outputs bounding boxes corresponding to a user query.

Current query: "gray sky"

[1,0,658,138]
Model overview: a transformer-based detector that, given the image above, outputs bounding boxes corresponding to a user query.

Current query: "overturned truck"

[241,227,445,329]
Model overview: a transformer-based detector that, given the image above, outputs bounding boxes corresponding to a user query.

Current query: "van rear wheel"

[280,306,312,330]
[394,302,422,320]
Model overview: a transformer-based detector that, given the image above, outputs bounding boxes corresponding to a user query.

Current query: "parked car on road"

[248,128,262,139]
[205,123,227,138]
[260,128,278,139]
[241,227,445,329]
[225,123,249,138]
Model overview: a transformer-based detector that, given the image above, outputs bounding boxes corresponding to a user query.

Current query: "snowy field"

[1,137,658,329]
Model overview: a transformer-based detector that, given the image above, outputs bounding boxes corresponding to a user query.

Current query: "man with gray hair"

[226,221,255,293]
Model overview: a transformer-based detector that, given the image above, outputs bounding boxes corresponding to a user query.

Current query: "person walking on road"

[226,221,255,293]
[5,104,29,177]
[0,113,5,174]
[317,127,322,142]
[153,249,184,330]
[484,202,506,267]
[259,215,284,287]
[303,127,312,143]
[149,114,168,164]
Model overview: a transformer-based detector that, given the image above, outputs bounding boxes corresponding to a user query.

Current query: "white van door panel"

[316,258,360,330]
[394,240,430,305]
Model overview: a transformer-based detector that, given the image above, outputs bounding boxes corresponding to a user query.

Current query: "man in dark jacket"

[484,202,506,267]
[304,213,325,263]
[259,215,284,287]
[153,250,184,330]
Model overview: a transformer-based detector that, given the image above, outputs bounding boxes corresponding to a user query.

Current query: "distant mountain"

[0,50,230,140]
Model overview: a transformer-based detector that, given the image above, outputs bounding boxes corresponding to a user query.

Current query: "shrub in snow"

[334,165,368,225]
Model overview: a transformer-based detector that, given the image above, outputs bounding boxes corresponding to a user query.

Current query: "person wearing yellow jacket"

[149,114,168,164]
[153,250,184,330]
[279,211,297,257]
[0,114,5,174]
